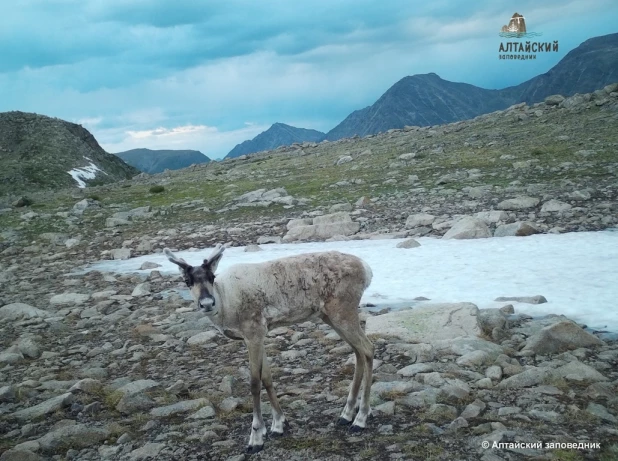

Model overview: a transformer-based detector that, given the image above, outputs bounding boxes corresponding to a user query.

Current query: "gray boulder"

[544,95,564,105]
[521,321,604,355]
[244,244,263,252]
[111,248,132,260]
[494,222,540,237]
[443,217,491,240]
[396,238,421,249]
[37,424,109,453]
[283,212,360,242]
[496,196,540,210]
[365,303,481,342]
[256,236,282,244]
[0,303,49,320]
[0,448,42,461]
[49,293,90,306]
[494,295,547,304]
[475,210,508,224]
[286,218,313,230]
[405,213,435,228]
[11,393,74,421]
[336,155,353,165]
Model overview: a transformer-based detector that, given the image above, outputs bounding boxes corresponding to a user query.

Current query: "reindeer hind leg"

[321,313,367,428]
[261,350,287,436]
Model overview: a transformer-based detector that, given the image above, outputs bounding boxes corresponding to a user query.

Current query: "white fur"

[165,247,375,452]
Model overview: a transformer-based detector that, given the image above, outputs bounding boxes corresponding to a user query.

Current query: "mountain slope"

[325,32,618,141]
[225,123,325,159]
[0,111,138,195]
[114,149,211,174]
[506,33,618,103]
[324,73,516,141]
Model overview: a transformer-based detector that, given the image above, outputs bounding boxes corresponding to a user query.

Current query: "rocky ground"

[1,86,618,460]
[0,251,617,461]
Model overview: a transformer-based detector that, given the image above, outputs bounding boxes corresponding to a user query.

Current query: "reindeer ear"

[203,243,229,273]
[164,248,191,271]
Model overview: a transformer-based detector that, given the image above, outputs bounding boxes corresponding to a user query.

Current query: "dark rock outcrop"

[0,111,138,195]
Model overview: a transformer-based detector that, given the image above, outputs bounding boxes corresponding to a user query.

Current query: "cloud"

[97,122,270,159]
[1,0,616,160]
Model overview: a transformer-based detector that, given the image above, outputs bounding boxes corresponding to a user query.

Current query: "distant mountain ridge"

[227,32,618,148]
[504,32,618,104]
[0,111,138,196]
[323,73,515,141]
[325,33,618,140]
[225,123,325,159]
[114,148,211,174]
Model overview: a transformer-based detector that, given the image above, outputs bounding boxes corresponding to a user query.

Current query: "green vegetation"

[0,100,616,246]
[149,185,165,193]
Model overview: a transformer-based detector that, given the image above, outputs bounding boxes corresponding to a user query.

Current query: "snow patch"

[68,161,107,188]
[82,231,618,332]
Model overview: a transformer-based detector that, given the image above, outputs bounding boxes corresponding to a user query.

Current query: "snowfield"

[86,230,618,333]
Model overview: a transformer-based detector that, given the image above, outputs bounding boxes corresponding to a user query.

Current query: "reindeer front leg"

[246,338,267,453]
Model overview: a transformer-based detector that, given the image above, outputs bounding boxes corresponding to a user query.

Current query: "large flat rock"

[365,303,481,342]
[10,393,74,421]
[0,303,49,320]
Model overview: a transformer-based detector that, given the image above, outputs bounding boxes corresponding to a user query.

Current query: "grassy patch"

[274,435,342,452]
[402,441,444,460]
[98,389,123,410]
[551,449,585,461]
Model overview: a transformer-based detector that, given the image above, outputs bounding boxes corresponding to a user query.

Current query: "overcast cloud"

[1,0,616,158]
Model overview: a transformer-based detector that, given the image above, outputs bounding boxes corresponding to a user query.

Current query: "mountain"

[325,32,618,141]
[225,123,325,159]
[114,149,211,174]
[505,33,618,103]
[324,73,515,141]
[0,111,138,196]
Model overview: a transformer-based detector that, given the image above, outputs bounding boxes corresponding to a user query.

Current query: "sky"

[1,1,616,159]
[87,231,618,333]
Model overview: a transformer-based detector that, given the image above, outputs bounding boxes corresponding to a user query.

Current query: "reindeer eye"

[184,276,193,287]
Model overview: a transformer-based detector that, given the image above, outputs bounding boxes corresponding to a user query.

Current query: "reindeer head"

[164,244,228,312]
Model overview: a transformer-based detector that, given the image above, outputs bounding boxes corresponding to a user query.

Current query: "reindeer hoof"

[349,424,365,433]
[337,417,352,426]
[246,444,264,454]
[271,420,290,437]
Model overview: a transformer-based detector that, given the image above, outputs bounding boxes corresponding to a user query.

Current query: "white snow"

[85,231,618,332]
[67,158,108,188]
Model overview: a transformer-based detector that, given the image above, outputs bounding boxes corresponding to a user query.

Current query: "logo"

[499,12,542,38]
[498,12,558,60]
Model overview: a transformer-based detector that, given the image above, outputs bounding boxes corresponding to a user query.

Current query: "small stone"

[187,331,219,345]
[485,366,503,381]
[131,283,151,297]
[396,238,421,249]
[374,401,395,416]
[244,244,263,252]
[111,248,132,260]
[139,262,161,270]
[397,363,433,377]
[498,406,521,416]
[586,403,617,423]
[49,293,90,306]
[494,295,547,304]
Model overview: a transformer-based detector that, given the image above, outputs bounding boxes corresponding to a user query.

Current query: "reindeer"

[164,244,374,453]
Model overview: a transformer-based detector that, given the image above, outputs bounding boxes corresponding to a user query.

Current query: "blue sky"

[1,1,616,159]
